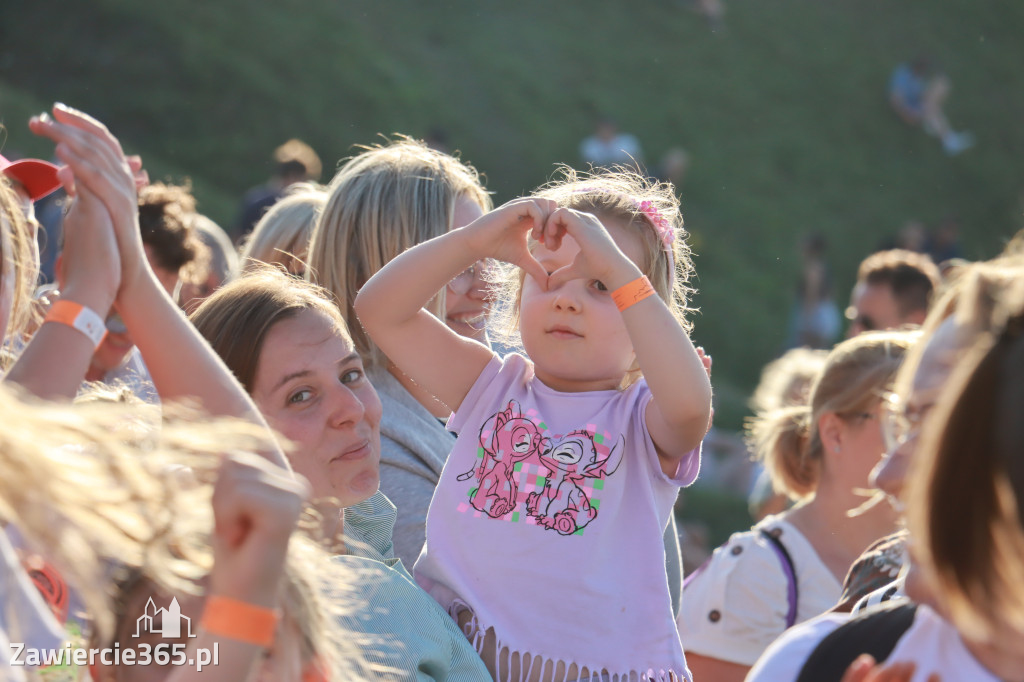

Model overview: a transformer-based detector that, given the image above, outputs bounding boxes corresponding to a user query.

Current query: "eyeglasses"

[881,393,935,451]
[447,260,492,296]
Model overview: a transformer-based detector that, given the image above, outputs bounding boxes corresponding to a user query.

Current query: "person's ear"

[818,411,844,457]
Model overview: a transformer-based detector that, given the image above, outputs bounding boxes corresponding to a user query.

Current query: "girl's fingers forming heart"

[539,207,575,252]
[518,249,550,290]
[546,261,587,291]
[503,199,554,287]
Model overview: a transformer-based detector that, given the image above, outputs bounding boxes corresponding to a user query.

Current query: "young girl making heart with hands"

[355,169,712,682]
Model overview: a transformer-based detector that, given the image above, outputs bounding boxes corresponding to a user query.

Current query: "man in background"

[845,249,941,337]
[235,138,322,241]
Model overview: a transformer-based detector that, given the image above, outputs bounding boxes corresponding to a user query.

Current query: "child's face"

[519,217,644,392]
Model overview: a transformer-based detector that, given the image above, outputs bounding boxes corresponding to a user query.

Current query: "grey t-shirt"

[369,367,456,569]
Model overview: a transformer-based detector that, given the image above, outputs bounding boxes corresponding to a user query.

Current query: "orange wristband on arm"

[611,276,656,312]
[43,300,107,348]
[200,595,280,648]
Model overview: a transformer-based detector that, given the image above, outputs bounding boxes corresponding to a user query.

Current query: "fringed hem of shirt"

[451,600,690,682]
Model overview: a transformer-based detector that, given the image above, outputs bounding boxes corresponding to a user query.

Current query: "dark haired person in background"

[235,138,322,241]
[846,249,941,337]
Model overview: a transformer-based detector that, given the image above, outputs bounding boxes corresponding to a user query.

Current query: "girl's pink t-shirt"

[414,353,699,681]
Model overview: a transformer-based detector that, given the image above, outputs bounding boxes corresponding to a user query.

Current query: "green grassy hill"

[3,0,1023,428]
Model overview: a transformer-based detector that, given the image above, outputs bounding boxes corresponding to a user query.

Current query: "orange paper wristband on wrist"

[611,276,656,312]
[200,595,279,648]
[44,300,107,348]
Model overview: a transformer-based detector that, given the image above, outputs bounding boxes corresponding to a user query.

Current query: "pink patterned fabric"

[415,353,699,680]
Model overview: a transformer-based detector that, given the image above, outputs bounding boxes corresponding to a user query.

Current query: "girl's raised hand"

[29,104,148,299]
[465,197,557,287]
[542,207,639,291]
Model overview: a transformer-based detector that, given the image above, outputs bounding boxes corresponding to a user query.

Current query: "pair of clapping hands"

[29,105,309,667]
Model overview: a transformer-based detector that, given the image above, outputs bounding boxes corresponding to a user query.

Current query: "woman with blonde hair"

[679,331,915,682]
[747,347,830,521]
[305,137,493,568]
[239,182,325,276]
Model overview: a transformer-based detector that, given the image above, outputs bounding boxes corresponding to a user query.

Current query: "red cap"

[0,154,61,201]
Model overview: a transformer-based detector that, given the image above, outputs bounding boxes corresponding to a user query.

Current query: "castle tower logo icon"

[133,597,196,639]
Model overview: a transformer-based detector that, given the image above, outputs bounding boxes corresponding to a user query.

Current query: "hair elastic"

[612,276,656,312]
[200,595,280,648]
[43,300,107,348]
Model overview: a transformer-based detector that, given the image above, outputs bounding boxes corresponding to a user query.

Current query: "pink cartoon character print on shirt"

[456,399,548,518]
[526,430,624,536]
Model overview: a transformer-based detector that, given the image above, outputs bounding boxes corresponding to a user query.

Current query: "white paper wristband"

[44,300,108,348]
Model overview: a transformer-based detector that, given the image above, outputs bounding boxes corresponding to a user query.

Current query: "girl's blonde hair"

[0,385,279,640]
[240,182,326,275]
[747,331,915,500]
[0,383,368,678]
[0,175,39,344]
[906,270,1024,643]
[493,166,694,344]
[489,167,696,392]
[306,136,491,368]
